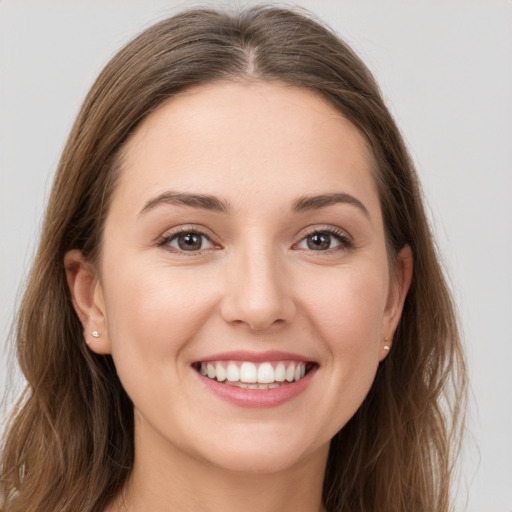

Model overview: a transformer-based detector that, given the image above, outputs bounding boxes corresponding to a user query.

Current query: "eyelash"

[296,227,353,253]
[157,227,216,255]
[157,227,353,255]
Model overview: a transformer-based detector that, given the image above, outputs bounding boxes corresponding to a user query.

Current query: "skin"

[65,82,412,512]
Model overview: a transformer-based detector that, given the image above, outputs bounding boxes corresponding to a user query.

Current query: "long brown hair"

[0,6,466,511]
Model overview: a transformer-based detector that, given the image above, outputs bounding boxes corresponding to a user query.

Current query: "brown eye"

[295,229,351,252]
[307,233,331,250]
[166,231,213,252]
[178,233,202,251]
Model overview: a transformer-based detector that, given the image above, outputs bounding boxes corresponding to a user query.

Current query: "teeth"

[257,362,275,383]
[227,362,240,382]
[240,362,257,383]
[225,381,282,389]
[216,362,227,382]
[275,362,286,381]
[197,360,309,385]
[285,364,295,382]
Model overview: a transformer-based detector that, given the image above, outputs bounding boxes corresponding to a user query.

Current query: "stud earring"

[84,330,99,346]
[383,337,390,350]
[83,330,100,346]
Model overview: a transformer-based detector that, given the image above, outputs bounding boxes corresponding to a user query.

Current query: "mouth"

[192,360,317,389]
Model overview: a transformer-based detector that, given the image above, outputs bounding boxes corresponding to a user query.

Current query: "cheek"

[298,262,388,405]
[99,257,227,429]
[101,257,218,375]
[309,268,387,433]
[303,262,387,339]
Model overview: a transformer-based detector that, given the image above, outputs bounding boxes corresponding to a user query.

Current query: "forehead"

[113,81,379,217]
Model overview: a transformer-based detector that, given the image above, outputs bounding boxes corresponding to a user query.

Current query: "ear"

[64,249,111,355]
[379,245,413,361]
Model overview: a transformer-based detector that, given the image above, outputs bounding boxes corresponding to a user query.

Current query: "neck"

[107,422,329,512]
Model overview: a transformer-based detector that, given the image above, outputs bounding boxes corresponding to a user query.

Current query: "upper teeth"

[199,361,307,384]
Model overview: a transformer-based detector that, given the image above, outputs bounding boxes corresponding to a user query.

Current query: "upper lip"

[193,350,317,364]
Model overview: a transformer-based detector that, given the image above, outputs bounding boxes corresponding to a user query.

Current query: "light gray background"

[1,1,511,510]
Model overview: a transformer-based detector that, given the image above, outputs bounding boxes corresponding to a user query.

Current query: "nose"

[220,245,296,331]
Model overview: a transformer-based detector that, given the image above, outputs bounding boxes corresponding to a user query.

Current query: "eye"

[161,230,215,252]
[296,229,351,251]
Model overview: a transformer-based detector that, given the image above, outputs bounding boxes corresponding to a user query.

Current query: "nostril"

[246,317,287,331]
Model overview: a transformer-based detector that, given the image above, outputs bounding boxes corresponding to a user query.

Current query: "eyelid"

[157,225,221,253]
[293,226,353,252]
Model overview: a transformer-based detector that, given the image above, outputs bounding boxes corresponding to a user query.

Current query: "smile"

[194,360,312,389]
[192,351,318,408]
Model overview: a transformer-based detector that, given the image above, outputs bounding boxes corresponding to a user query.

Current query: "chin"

[186,424,330,475]
[203,444,316,474]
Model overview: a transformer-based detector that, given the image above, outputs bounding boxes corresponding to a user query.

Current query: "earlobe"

[64,249,111,355]
[380,245,413,361]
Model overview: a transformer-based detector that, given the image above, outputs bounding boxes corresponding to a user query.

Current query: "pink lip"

[194,364,317,409]
[194,350,315,364]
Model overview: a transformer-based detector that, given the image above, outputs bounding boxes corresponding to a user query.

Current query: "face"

[69,82,411,475]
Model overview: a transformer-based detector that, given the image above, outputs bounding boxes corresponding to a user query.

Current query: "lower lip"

[195,367,317,408]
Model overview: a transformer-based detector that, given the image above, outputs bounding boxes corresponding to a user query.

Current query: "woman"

[0,6,466,512]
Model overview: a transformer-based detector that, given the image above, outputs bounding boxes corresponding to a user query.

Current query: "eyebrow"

[292,193,370,218]
[139,190,369,218]
[139,191,230,216]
